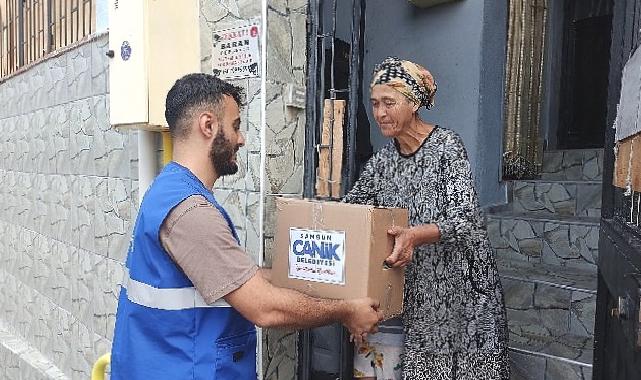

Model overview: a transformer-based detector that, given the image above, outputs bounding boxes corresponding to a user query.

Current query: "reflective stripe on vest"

[123,270,230,310]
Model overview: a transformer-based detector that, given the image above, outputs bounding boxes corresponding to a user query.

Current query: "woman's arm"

[384,224,440,267]
[343,158,379,205]
[385,133,481,267]
[433,132,481,244]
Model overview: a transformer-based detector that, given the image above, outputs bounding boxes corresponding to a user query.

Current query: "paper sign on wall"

[211,22,260,80]
[288,228,346,285]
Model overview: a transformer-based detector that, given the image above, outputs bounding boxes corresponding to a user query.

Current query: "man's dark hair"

[165,73,244,139]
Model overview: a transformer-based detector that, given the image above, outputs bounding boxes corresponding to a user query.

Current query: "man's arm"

[225,270,382,338]
[159,196,382,338]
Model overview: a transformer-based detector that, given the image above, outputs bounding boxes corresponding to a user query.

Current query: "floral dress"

[344,126,510,379]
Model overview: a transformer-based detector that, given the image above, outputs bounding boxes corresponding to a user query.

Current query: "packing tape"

[388,208,396,227]
[383,284,393,316]
[312,202,323,229]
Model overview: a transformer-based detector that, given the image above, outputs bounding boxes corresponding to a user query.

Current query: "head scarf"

[370,57,437,109]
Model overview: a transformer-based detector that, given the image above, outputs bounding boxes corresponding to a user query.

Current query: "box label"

[288,228,346,285]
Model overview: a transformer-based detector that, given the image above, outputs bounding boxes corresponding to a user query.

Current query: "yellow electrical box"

[108,0,200,130]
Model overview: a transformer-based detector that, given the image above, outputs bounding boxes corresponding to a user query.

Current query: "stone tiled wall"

[200,0,263,264]
[0,1,309,378]
[262,1,307,379]
[0,34,136,379]
[202,1,308,378]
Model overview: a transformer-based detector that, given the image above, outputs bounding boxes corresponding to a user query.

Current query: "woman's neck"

[396,118,434,155]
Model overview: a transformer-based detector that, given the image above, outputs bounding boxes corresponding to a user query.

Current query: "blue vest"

[110,162,257,380]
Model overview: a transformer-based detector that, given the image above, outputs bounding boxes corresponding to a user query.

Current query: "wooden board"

[614,133,641,192]
[316,99,345,198]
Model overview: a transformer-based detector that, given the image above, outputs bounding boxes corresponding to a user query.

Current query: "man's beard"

[209,130,240,176]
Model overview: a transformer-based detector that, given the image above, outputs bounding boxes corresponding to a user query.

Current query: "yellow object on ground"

[91,353,111,380]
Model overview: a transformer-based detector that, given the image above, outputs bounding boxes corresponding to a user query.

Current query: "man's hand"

[385,226,415,268]
[342,297,384,345]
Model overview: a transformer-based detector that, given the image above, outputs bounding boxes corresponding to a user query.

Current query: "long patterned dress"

[344,126,510,379]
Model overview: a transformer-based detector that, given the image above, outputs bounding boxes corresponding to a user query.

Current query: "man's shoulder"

[163,195,221,234]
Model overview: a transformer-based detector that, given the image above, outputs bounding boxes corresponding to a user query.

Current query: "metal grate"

[0,0,94,78]
[614,188,641,235]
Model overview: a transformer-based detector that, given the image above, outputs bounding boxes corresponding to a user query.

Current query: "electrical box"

[108,0,200,130]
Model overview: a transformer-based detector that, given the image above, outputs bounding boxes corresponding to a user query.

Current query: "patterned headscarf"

[371,57,437,109]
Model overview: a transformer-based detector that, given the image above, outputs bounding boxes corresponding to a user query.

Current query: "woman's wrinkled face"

[370,84,417,138]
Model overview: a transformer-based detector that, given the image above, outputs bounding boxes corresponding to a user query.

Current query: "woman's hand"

[385,226,416,268]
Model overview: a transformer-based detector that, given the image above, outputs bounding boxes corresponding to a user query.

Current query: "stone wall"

[201,1,308,378]
[0,1,309,378]
[262,1,308,379]
[200,0,263,266]
[0,33,136,379]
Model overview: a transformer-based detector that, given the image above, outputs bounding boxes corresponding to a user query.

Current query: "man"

[110,73,382,380]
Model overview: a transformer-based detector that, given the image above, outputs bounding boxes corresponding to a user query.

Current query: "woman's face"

[370,84,417,138]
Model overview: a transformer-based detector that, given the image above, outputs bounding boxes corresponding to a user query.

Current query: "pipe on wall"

[137,130,157,204]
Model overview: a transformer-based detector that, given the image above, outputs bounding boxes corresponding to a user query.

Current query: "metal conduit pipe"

[161,130,173,166]
[138,130,158,204]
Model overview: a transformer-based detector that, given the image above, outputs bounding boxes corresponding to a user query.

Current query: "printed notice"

[211,22,260,80]
[288,228,346,285]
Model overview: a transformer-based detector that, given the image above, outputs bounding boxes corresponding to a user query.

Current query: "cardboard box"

[271,198,408,319]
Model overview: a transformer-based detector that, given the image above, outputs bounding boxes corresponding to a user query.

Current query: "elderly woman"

[345,57,509,380]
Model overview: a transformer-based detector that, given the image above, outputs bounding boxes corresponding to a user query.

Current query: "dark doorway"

[558,4,612,149]
[301,0,367,378]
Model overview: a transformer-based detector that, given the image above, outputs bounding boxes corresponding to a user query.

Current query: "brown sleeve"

[159,195,258,304]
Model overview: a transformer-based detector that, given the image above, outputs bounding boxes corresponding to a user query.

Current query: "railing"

[0,0,95,78]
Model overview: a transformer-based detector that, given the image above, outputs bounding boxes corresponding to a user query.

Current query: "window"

[0,0,95,78]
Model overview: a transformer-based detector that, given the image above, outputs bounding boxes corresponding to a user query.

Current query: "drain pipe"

[138,130,157,204]
[161,131,173,166]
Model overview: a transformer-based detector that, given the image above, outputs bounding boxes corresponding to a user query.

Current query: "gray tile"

[561,151,584,181]
[213,188,248,242]
[68,98,96,176]
[48,175,72,243]
[545,359,591,380]
[245,152,261,192]
[92,256,110,338]
[50,242,74,314]
[220,145,248,190]
[503,278,534,309]
[569,291,596,337]
[72,250,96,328]
[91,36,109,96]
[245,191,261,264]
[543,223,575,261]
[66,43,92,102]
[509,350,545,380]
[582,151,602,181]
[52,56,69,106]
[534,284,572,309]
[576,183,601,218]
[71,320,93,379]
[512,182,577,216]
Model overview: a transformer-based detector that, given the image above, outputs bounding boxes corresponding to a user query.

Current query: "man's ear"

[197,111,219,138]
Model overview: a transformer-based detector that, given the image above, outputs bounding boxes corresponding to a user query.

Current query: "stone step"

[510,180,602,218]
[509,347,592,380]
[498,259,596,379]
[487,211,600,271]
[541,148,604,181]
